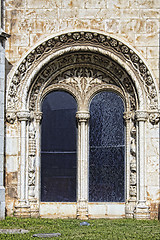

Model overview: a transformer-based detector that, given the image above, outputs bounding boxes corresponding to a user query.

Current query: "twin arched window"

[41,91,125,203]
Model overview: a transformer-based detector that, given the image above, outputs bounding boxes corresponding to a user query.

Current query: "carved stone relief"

[6,31,158,114]
[129,123,137,200]
[29,52,136,113]
[28,118,36,198]
[123,112,137,201]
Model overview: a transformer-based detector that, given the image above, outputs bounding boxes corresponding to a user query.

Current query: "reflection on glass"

[89,91,125,202]
[41,91,77,202]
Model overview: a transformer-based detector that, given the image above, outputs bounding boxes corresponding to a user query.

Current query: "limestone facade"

[2,0,160,219]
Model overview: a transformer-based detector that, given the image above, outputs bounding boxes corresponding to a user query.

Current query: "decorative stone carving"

[34,112,43,123]
[6,111,16,124]
[28,120,36,198]
[123,111,133,122]
[135,111,148,122]
[29,52,136,112]
[125,114,137,219]
[76,111,90,122]
[149,112,160,125]
[129,125,137,199]
[6,31,158,219]
[124,111,137,202]
[7,31,158,112]
[17,111,30,122]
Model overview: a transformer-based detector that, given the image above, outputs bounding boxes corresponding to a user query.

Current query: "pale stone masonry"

[2,0,160,219]
[5,0,160,83]
[0,0,10,219]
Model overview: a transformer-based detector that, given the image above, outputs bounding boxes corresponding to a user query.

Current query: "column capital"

[135,110,148,122]
[17,111,30,121]
[76,111,90,122]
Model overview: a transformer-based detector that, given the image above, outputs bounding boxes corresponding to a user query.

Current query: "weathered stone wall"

[4,0,160,218]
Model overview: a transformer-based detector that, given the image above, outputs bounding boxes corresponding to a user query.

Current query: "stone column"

[15,111,31,217]
[134,110,150,219]
[76,111,90,220]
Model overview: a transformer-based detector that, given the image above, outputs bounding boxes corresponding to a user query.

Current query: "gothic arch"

[5,30,160,219]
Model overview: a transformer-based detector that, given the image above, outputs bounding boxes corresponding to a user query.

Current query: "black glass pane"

[89,91,125,202]
[41,91,77,202]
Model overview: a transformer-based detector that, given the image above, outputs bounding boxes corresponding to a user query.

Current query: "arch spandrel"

[6,31,159,125]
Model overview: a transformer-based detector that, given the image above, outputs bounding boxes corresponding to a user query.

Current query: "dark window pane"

[89,91,125,202]
[41,91,77,202]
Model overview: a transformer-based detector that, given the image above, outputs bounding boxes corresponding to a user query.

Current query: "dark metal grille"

[89,91,125,202]
[41,91,77,202]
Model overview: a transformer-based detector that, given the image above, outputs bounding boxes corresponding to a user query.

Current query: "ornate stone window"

[5,31,159,219]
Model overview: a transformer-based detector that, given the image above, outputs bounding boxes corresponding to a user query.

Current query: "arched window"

[41,91,77,202]
[89,91,125,202]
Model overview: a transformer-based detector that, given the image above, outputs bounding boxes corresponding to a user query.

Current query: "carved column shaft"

[17,111,30,202]
[124,112,137,218]
[35,112,42,201]
[136,111,148,202]
[76,111,90,220]
[123,112,132,200]
[134,110,150,219]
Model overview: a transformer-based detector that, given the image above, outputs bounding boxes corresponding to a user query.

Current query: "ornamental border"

[7,31,158,111]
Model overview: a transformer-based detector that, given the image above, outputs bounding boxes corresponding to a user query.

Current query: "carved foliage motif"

[6,111,16,124]
[28,119,36,198]
[129,122,137,199]
[124,112,137,200]
[7,31,158,111]
[149,112,160,125]
[29,52,136,112]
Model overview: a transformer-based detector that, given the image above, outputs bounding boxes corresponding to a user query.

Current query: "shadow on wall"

[5,58,13,80]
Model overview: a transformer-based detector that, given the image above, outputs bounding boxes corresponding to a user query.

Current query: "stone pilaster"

[76,111,90,220]
[15,111,31,217]
[0,28,10,219]
[134,110,150,219]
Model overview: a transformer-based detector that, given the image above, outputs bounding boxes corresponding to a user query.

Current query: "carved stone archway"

[5,31,159,219]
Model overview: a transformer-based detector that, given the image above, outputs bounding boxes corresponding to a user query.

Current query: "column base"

[134,201,150,219]
[14,200,31,218]
[77,201,88,220]
[29,199,39,218]
[125,200,136,219]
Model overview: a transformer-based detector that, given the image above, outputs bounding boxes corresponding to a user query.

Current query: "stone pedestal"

[134,201,150,219]
[29,199,39,218]
[125,200,136,219]
[77,200,88,220]
[14,201,31,218]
